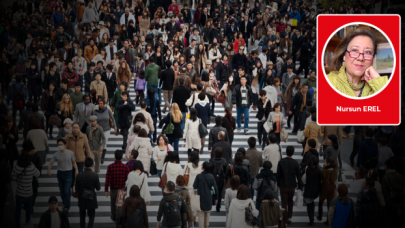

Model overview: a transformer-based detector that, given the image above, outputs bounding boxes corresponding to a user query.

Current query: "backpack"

[166,196,182,227]
[12,84,25,109]
[144,97,158,116]
[211,158,226,186]
[257,177,272,203]
[126,201,144,228]
[145,33,154,44]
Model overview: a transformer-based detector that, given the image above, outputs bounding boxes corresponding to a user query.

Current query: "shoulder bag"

[184,165,190,186]
[217,90,226,104]
[245,201,258,226]
[150,158,157,175]
[162,113,174,134]
[191,189,201,212]
[202,173,215,195]
[301,167,308,185]
[49,115,62,127]
[297,130,305,143]
[198,119,208,138]
[158,162,168,189]
[280,127,289,142]
[206,80,217,96]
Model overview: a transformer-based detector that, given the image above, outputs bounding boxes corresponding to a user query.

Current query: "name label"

[336,106,381,112]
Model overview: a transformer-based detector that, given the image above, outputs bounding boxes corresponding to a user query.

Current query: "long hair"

[118,61,130,82]
[188,151,199,169]
[58,94,73,116]
[225,107,233,120]
[127,185,144,209]
[189,108,197,122]
[292,75,301,90]
[331,28,377,71]
[4,116,18,135]
[236,185,249,200]
[328,134,339,150]
[170,103,183,123]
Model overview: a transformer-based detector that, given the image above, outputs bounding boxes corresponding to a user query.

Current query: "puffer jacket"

[128,137,153,172]
[64,132,92,163]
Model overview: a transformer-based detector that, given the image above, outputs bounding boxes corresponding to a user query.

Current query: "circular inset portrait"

[323,23,394,98]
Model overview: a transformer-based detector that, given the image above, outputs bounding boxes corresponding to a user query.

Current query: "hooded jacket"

[227,198,257,228]
[252,169,277,203]
[174,185,192,222]
[125,171,151,202]
[128,137,153,172]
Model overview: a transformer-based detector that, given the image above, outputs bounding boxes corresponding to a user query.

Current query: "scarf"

[89,125,98,140]
[64,127,72,134]
[300,91,306,112]
[222,60,228,65]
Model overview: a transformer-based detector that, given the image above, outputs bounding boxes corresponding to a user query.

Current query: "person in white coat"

[125,160,151,204]
[120,8,136,26]
[161,151,183,188]
[226,185,258,228]
[184,151,202,191]
[152,135,174,178]
[128,129,153,172]
[263,77,278,109]
[224,175,240,227]
[183,108,202,154]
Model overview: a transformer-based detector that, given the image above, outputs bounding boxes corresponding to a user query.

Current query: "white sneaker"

[237,129,241,132]
[244,130,249,135]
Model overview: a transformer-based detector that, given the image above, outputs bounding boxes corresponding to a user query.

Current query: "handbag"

[109,117,114,128]
[245,202,258,226]
[115,188,127,207]
[206,81,217,96]
[297,130,305,143]
[162,113,174,134]
[301,167,308,184]
[191,189,201,212]
[71,187,79,198]
[198,119,208,138]
[49,115,62,127]
[217,91,226,104]
[150,158,157,175]
[158,162,168,189]
[280,127,289,142]
[184,165,190,186]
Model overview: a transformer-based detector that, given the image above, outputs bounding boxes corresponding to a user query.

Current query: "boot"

[200,147,203,155]
[101,149,107,164]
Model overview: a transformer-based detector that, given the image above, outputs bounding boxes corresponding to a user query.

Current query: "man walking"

[245,137,264,199]
[38,196,70,228]
[232,74,253,134]
[171,78,191,132]
[145,56,161,99]
[64,123,92,173]
[289,84,310,135]
[86,116,106,174]
[208,117,229,151]
[73,95,96,133]
[114,91,135,151]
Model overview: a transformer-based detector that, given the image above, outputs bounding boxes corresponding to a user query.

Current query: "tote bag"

[191,189,201,212]
[280,127,289,142]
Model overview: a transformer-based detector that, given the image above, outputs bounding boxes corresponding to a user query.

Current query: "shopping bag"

[115,188,127,207]
[297,130,305,143]
[294,190,302,208]
[191,189,201,212]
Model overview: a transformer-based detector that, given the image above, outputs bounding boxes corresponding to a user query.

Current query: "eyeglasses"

[346,50,374,60]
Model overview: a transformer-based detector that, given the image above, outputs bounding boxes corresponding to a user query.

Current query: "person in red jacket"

[276,20,287,34]
[61,61,79,93]
[168,0,180,17]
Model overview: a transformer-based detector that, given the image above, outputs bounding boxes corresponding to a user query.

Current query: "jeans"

[148,118,157,144]
[12,106,24,122]
[256,201,262,225]
[57,170,73,210]
[168,137,180,152]
[15,195,33,228]
[229,135,234,145]
[181,112,187,133]
[157,169,162,178]
[80,208,95,228]
[146,84,159,99]
[249,178,255,200]
[236,106,250,130]
[191,9,195,24]
[72,20,78,40]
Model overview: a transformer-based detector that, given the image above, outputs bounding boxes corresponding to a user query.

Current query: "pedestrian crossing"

[6,81,357,228]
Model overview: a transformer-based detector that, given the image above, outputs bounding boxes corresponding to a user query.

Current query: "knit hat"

[206,60,212,65]
[63,118,73,125]
[89,115,98,121]
[99,21,105,26]
[48,196,58,203]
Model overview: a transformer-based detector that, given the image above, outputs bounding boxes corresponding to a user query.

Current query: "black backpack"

[126,201,144,228]
[257,177,272,203]
[12,84,25,109]
[211,158,225,186]
[166,196,182,227]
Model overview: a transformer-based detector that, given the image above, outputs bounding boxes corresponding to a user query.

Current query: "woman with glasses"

[327,28,388,97]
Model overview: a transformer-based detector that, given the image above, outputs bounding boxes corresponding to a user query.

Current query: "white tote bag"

[191,189,201,212]
[297,130,305,143]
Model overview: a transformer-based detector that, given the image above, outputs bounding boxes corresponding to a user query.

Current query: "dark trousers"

[110,189,119,219]
[257,121,268,149]
[350,140,361,162]
[80,208,95,228]
[120,126,129,150]
[72,162,84,188]
[12,106,24,122]
[280,186,296,220]
[216,185,223,209]
[45,113,54,137]
[318,195,333,221]
[292,111,302,133]
[187,148,199,156]
[306,201,315,223]
[249,178,255,200]
[208,95,215,115]
[80,122,88,133]
[287,113,294,128]
[229,135,234,146]
[0,192,7,224]
[378,169,385,184]
[135,89,144,105]
[296,59,309,78]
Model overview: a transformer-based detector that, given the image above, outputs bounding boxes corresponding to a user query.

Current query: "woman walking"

[158,103,183,152]
[184,151,202,192]
[303,156,322,225]
[126,161,151,205]
[128,129,153,173]
[264,103,286,144]
[222,107,236,145]
[259,189,285,228]
[161,151,183,188]
[56,94,74,129]
[93,97,116,159]
[183,108,202,155]
[40,81,58,139]
[152,134,173,178]
[318,158,338,225]
[121,185,149,228]
[226,185,257,228]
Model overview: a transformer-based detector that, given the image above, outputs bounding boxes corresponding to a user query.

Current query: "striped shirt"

[12,165,40,197]
[241,86,247,105]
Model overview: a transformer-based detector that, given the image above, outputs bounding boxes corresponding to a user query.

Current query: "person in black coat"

[231,49,247,72]
[158,106,183,152]
[208,116,229,151]
[114,91,135,151]
[227,151,250,186]
[232,74,253,133]
[296,37,312,78]
[300,139,319,173]
[38,196,70,228]
[303,156,322,225]
[171,78,191,131]
[166,16,179,40]
[193,162,219,213]
[84,63,96,94]
[211,132,232,165]
[239,15,253,41]
[289,84,310,134]
[226,20,239,42]
[195,92,211,127]
[291,30,305,62]
[209,148,229,211]
[159,61,176,113]
[256,90,272,149]
[101,65,117,103]
[216,54,233,88]
[75,158,101,228]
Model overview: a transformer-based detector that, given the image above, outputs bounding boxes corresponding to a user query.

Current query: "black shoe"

[323,221,329,225]
[101,149,107,164]
[308,222,314,226]
[350,159,354,166]
[216,207,220,212]
[287,218,292,224]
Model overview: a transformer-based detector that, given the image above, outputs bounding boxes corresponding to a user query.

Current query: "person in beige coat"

[128,129,153,172]
[90,73,108,102]
[129,101,155,137]
[139,12,150,36]
[64,123,92,172]
[303,113,324,154]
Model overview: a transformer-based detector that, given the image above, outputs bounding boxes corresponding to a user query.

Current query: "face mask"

[31,66,36,69]
[229,78,233,81]
[210,74,214,77]
[58,145,65,150]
